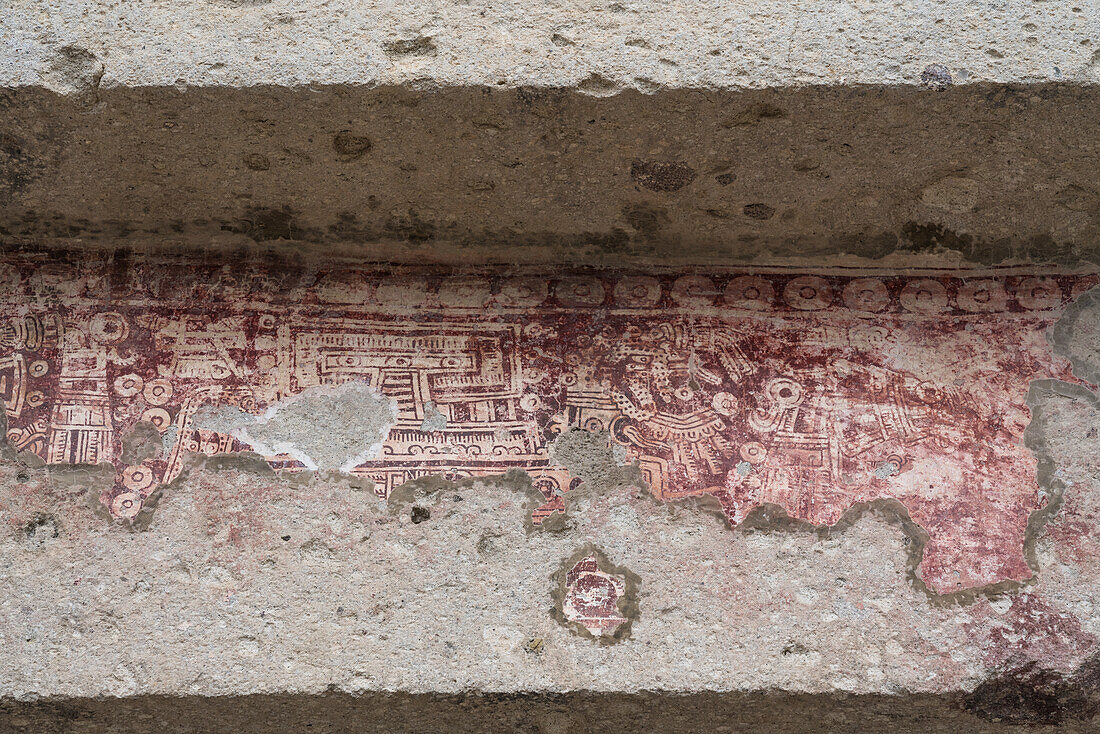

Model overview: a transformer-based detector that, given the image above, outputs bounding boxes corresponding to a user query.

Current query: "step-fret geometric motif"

[0,255,1094,594]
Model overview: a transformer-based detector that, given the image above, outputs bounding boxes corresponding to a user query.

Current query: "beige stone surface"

[2,0,1097,91]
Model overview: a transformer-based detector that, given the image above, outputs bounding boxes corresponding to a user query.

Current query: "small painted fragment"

[562,555,629,637]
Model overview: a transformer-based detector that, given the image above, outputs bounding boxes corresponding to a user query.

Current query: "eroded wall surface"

[3,86,1100,267]
[3,1,1100,729]
[0,249,1098,727]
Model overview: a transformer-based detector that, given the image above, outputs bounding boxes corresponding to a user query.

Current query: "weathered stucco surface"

[3,0,1100,729]
[3,1,1097,90]
[2,253,1095,594]
[0,249,1097,729]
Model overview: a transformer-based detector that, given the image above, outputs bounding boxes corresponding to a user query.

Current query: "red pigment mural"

[0,256,1095,594]
[562,556,629,637]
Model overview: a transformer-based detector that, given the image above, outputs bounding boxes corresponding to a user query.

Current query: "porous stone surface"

[1,0,1096,89]
[2,3,1099,266]
[0,250,1097,730]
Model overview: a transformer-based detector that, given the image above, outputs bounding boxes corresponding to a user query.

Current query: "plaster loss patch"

[194,382,396,473]
[0,255,1096,594]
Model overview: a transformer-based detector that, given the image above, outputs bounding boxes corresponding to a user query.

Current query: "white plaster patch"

[194,382,397,473]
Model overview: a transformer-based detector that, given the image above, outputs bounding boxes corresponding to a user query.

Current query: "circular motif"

[501,278,547,308]
[1014,277,1063,311]
[89,312,129,344]
[25,391,45,407]
[110,491,143,519]
[519,393,542,412]
[609,415,631,444]
[711,391,739,416]
[28,360,48,377]
[613,276,662,307]
[673,385,695,402]
[583,416,606,432]
[121,464,157,493]
[899,279,950,313]
[766,378,804,407]
[842,278,890,313]
[114,374,145,397]
[497,278,548,307]
[740,442,767,463]
[783,276,833,310]
[723,276,775,310]
[671,276,718,307]
[437,277,492,308]
[556,277,606,306]
[957,279,1008,313]
[142,378,173,406]
[141,407,173,432]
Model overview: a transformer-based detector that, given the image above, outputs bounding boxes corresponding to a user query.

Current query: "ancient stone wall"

[2,0,1100,730]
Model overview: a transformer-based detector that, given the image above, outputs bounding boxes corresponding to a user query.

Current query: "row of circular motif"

[1,261,1081,313]
[314,273,1073,312]
[599,275,1067,313]
[22,266,1075,314]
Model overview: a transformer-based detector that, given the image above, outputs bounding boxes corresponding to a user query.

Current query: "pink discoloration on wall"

[965,594,1098,671]
[0,256,1095,594]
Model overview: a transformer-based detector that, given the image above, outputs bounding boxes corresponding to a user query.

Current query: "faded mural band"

[1,259,1096,630]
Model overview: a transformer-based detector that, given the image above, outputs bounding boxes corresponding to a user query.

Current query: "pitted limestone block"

[1,1,1095,89]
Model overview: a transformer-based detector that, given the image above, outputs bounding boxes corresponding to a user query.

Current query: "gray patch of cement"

[1051,284,1100,386]
[547,429,640,492]
[387,469,549,532]
[873,462,900,479]
[1025,380,1099,507]
[193,382,397,473]
[120,421,164,465]
[419,402,447,433]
